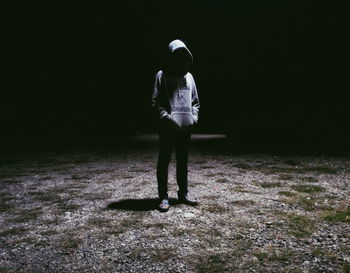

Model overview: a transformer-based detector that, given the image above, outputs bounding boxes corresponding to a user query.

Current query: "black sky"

[2,0,348,151]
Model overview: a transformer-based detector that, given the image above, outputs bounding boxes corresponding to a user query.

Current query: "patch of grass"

[233,233,245,240]
[151,247,176,261]
[87,168,114,174]
[0,192,13,212]
[285,213,315,238]
[144,221,168,229]
[261,166,337,175]
[57,203,81,213]
[233,163,252,169]
[189,240,253,273]
[202,194,221,200]
[340,244,350,256]
[300,176,318,183]
[323,194,338,200]
[205,172,227,177]
[60,234,82,250]
[303,166,337,174]
[229,185,254,193]
[130,186,141,192]
[187,218,203,226]
[199,165,214,169]
[29,191,62,202]
[48,186,67,194]
[260,182,282,188]
[199,227,223,237]
[278,174,293,180]
[9,236,38,246]
[129,247,176,262]
[43,217,61,225]
[191,252,235,273]
[230,200,256,206]
[0,265,12,273]
[290,195,334,212]
[310,247,324,257]
[294,196,317,211]
[0,171,27,179]
[216,177,230,183]
[70,174,90,180]
[129,168,149,173]
[0,227,27,237]
[284,159,300,166]
[53,166,73,172]
[233,219,256,230]
[310,247,338,263]
[171,228,190,237]
[11,208,42,223]
[194,160,208,164]
[253,251,268,262]
[205,204,231,214]
[122,174,134,179]
[40,229,58,236]
[39,176,52,181]
[67,182,87,190]
[0,179,21,184]
[278,191,297,197]
[253,210,266,216]
[191,181,206,186]
[261,168,290,175]
[324,207,350,223]
[343,264,350,273]
[83,192,111,201]
[87,216,110,227]
[290,184,325,193]
[253,248,297,263]
[106,226,127,235]
[27,168,48,175]
[119,216,144,229]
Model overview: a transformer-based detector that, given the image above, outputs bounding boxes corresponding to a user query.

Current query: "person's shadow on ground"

[106,198,178,211]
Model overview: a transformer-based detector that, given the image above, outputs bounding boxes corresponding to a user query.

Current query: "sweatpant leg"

[175,131,191,198]
[156,128,174,200]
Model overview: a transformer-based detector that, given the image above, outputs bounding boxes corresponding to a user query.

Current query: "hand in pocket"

[169,117,181,130]
[162,115,180,131]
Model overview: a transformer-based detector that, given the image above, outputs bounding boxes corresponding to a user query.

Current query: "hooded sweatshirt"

[152,39,200,129]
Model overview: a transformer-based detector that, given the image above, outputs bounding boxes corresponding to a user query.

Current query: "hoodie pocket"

[170,112,194,127]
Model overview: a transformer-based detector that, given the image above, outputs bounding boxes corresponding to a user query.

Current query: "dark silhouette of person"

[152,39,200,212]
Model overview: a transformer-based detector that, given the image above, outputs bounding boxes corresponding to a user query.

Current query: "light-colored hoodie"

[152,39,200,129]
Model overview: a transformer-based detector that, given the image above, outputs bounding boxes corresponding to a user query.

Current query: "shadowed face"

[171,48,191,77]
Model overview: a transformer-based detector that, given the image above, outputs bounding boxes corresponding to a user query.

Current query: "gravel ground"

[1,134,349,273]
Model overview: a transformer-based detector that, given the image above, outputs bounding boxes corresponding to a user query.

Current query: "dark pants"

[157,124,191,200]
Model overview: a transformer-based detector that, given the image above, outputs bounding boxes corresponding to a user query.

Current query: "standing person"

[152,39,200,212]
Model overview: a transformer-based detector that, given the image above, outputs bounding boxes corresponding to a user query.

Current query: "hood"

[164,39,193,77]
[168,39,193,64]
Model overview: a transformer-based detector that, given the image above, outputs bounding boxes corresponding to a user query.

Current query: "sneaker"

[158,199,170,212]
[178,194,198,206]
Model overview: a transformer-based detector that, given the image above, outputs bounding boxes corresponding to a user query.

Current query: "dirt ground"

[1,134,349,273]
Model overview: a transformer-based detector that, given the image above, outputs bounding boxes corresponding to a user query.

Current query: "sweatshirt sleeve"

[191,75,200,123]
[152,72,170,119]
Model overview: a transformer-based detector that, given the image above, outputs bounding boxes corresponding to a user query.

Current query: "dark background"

[2,0,348,153]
